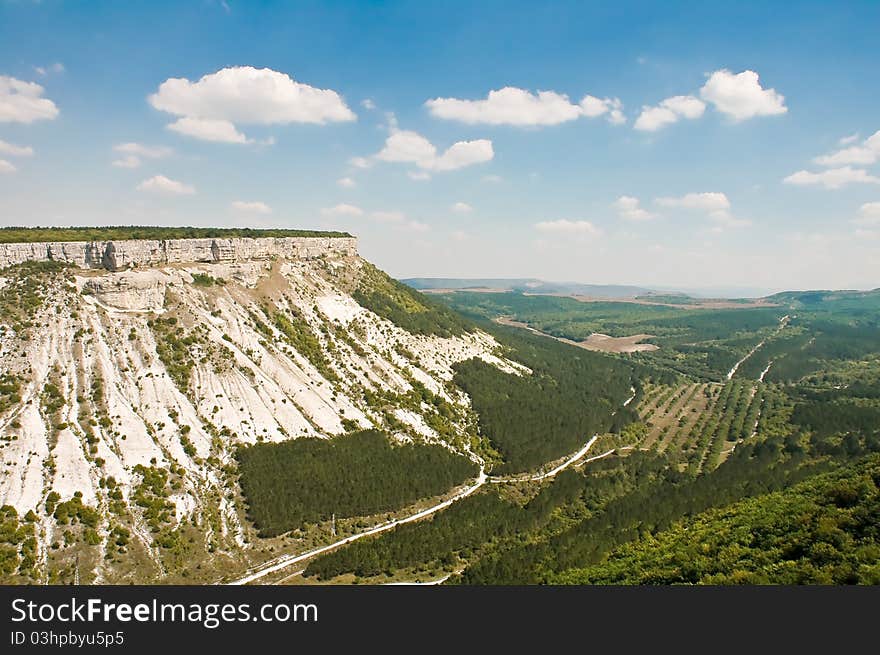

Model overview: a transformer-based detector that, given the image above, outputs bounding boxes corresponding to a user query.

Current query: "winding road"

[227,433,609,585]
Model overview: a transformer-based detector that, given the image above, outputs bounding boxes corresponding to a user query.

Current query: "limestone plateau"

[0,235,518,583]
[0,235,359,271]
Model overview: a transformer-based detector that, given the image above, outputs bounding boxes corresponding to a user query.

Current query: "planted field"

[637,380,775,473]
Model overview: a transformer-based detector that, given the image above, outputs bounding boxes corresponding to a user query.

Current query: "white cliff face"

[0,236,359,271]
[0,243,521,583]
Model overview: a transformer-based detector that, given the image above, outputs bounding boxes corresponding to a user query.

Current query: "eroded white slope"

[0,253,521,582]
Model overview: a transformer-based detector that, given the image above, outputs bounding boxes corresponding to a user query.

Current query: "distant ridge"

[402,278,655,299]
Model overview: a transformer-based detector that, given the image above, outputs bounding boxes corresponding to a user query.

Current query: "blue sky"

[1,0,879,294]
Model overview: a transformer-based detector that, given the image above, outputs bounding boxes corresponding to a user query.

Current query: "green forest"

[282,288,880,585]
[551,455,880,584]
[452,325,670,473]
[236,430,477,537]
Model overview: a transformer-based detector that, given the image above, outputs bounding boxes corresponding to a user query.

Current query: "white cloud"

[112,142,173,168]
[699,69,787,121]
[634,95,705,132]
[149,66,355,143]
[654,191,747,229]
[407,220,429,232]
[114,142,173,158]
[112,155,141,169]
[425,86,624,126]
[167,117,249,143]
[337,176,356,188]
[451,230,468,241]
[361,98,376,110]
[136,175,196,195]
[452,202,473,213]
[614,195,656,221]
[408,171,431,181]
[321,203,363,217]
[376,130,436,164]
[580,95,626,124]
[839,133,860,146]
[655,192,731,212]
[431,139,493,171]
[661,95,706,119]
[482,174,503,183]
[0,159,16,174]
[813,130,880,167]
[231,200,271,214]
[0,139,34,157]
[534,219,601,236]
[35,62,65,77]
[370,210,405,223]
[783,166,880,190]
[0,75,60,123]
[373,128,493,172]
[854,201,880,226]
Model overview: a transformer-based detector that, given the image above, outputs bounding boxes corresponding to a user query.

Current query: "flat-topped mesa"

[0,235,358,271]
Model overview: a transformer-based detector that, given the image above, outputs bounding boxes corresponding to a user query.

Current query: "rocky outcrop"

[79,269,170,312]
[0,236,358,271]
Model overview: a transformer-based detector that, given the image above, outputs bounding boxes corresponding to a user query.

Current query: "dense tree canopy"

[236,430,477,537]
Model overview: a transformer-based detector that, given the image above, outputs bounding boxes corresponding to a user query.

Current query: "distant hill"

[765,288,880,306]
[402,278,655,298]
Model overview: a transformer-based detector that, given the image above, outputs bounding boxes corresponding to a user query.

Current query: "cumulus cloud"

[376,130,436,164]
[0,159,16,174]
[337,177,356,188]
[115,142,173,158]
[854,201,880,225]
[634,95,705,132]
[112,142,172,168]
[149,66,355,143]
[534,219,601,236]
[0,75,60,123]
[361,98,376,110]
[813,130,880,167]
[839,133,860,146]
[136,175,196,195]
[614,195,656,221]
[451,202,473,213]
[321,203,363,217]
[112,156,141,169]
[425,86,625,126]
[231,200,271,213]
[373,128,493,172]
[432,139,493,171]
[699,69,787,121]
[783,166,880,190]
[655,192,731,212]
[167,117,249,143]
[654,192,748,228]
[0,139,34,157]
